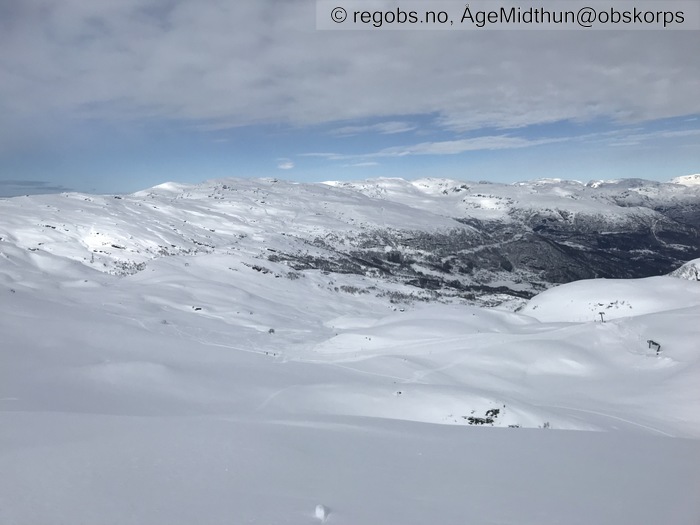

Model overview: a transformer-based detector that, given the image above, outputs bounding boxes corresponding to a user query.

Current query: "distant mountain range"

[1,176,699,307]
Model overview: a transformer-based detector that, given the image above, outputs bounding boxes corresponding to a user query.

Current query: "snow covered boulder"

[669,258,700,281]
[315,504,330,522]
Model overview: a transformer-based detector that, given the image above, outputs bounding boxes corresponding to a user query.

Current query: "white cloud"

[304,125,700,163]
[0,1,698,150]
[332,121,417,136]
[342,162,379,168]
[299,152,352,161]
[277,158,294,170]
[370,136,564,157]
[301,135,564,164]
[604,127,700,147]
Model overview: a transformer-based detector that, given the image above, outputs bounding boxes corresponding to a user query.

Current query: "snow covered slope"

[1,178,700,524]
[520,275,700,322]
[328,176,699,226]
[671,173,700,186]
[1,176,699,306]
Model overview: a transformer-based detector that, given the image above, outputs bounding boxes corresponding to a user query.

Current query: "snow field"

[2,179,700,524]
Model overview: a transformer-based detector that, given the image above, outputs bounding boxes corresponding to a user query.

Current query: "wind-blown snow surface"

[1,180,700,524]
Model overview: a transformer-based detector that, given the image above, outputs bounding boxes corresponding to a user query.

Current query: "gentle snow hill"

[669,257,700,280]
[520,275,700,322]
[2,252,700,524]
[671,173,700,186]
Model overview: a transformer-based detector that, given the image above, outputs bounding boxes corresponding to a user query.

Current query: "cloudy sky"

[0,0,698,195]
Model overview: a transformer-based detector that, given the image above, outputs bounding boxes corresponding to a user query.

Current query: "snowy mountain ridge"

[670,173,700,186]
[1,176,698,306]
